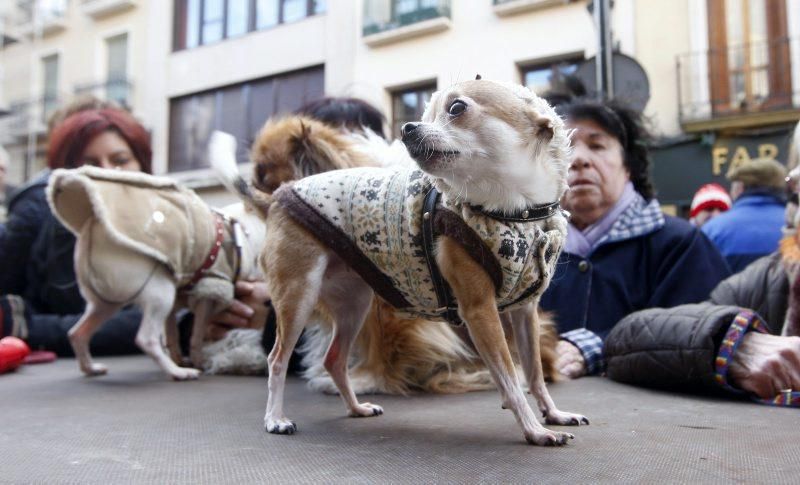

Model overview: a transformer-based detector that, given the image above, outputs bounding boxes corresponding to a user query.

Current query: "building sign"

[711,140,782,176]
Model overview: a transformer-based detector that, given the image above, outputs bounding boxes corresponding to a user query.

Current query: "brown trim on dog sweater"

[273,185,412,309]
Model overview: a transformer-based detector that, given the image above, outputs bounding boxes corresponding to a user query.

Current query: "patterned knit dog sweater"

[274,167,565,320]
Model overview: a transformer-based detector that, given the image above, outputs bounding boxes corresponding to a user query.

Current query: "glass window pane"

[42,54,59,120]
[186,0,200,48]
[107,34,128,78]
[257,0,279,29]
[313,0,326,14]
[395,0,417,16]
[202,0,224,44]
[106,34,129,105]
[523,62,580,95]
[227,0,250,38]
[283,0,307,23]
[524,68,550,93]
[392,84,435,139]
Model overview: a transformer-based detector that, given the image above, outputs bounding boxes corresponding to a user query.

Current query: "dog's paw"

[169,367,201,381]
[265,418,298,435]
[525,429,574,446]
[348,402,384,418]
[81,363,108,377]
[544,410,589,426]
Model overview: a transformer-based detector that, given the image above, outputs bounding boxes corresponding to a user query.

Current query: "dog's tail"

[208,131,272,217]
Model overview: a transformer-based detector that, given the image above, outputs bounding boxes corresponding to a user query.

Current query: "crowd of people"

[1,87,799,408]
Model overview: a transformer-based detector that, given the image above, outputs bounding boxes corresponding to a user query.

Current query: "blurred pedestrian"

[689,183,731,227]
[0,145,13,223]
[702,158,787,273]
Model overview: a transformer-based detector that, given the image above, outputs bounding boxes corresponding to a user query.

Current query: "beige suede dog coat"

[274,167,565,321]
[47,166,236,303]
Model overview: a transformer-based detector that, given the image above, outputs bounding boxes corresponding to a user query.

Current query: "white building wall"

[349,1,595,114]
[633,0,691,137]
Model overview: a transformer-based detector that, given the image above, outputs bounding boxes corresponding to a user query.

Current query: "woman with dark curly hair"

[539,98,731,378]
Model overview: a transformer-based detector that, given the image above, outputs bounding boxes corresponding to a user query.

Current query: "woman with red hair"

[0,107,151,356]
[46,108,152,173]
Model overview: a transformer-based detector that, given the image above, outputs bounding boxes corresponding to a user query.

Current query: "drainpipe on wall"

[25,0,43,182]
[593,0,613,100]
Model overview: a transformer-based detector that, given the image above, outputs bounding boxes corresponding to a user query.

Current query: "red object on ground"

[24,350,57,365]
[0,336,31,373]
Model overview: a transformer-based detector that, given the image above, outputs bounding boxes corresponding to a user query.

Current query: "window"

[521,59,581,96]
[391,83,436,140]
[174,0,326,50]
[168,66,324,172]
[226,0,249,38]
[42,54,59,122]
[706,0,791,115]
[201,0,225,44]
[106,33,129,106]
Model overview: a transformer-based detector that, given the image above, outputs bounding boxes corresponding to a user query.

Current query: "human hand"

[555,340,587,379]
[207,280,271,341]
[728,332,800,399]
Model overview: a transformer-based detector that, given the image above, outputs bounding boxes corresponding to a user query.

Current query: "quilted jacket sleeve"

[605,303,742,390]
[709,252,787,333]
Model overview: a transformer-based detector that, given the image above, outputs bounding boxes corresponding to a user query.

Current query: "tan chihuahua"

[260,79,588,445]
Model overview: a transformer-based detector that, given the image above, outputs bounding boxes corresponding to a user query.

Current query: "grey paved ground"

[2,355,798,483]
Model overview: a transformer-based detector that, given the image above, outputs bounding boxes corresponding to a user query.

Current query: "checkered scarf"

[597,193,665,247]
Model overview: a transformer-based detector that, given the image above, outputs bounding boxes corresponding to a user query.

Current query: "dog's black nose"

[401,122,420,139]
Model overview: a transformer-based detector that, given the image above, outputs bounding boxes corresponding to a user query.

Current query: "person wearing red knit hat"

[689,183,732,227]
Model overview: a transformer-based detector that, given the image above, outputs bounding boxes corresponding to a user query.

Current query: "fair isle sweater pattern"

[279,167,565,319]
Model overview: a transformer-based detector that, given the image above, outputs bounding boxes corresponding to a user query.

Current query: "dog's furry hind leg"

[319,265,383,417]
[263,253,326,434]
[135,269,200,381]
[69,301,122,376]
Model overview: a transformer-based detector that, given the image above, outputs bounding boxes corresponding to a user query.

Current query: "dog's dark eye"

[448,100,467,117]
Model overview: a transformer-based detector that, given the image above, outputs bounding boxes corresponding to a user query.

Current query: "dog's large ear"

[525,111,554,141]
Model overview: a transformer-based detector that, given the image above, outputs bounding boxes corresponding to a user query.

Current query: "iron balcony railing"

[16,0,68,25]
[0,95,57,142]
[363,0,451,37]
[73,77,134,108]
[677,36,800,123]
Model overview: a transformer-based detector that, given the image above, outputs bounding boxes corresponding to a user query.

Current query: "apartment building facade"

[1,0,798,211]
[0,0,150,183]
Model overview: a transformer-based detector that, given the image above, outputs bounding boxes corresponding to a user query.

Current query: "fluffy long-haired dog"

[47,139,265,380]
[243,113,560,394]
[257,80,587,446]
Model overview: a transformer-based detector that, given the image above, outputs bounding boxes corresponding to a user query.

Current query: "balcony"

[80,0,136,19]
[363,0,451,48]
[0,97,54,144]
[73,77,134,108]
[677,37,800,132]
[15,0,68,37]
[492,0,568,17]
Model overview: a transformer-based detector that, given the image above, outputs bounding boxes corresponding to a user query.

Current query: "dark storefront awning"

[651,124,796,216]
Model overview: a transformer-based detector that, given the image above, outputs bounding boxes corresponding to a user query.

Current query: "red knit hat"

[690,183,732,219]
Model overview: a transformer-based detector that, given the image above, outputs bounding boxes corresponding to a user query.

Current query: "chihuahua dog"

[46,134,265,380]
[243,113,561,394]
[259,80,587,445]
